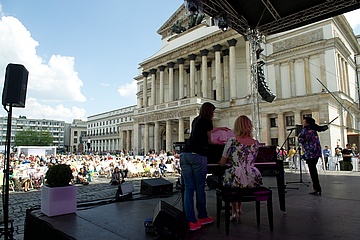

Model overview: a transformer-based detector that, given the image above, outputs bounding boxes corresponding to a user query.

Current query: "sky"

[0,1,359,123]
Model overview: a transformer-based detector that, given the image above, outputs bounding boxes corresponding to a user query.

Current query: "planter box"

[41,185,77,217]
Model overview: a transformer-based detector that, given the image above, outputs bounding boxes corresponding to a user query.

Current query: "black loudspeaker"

[115,181,134,199]
[2,63,29,107]
[140,178,173,196]
[153,200,187,239]
[257,64,276,103]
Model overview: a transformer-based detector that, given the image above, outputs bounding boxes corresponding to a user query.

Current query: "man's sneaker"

[198,216,214,225]
[189,221,201,231]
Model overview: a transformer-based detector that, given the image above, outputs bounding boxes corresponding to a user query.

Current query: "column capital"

[177,58,186,64]
[200,49,209,56]
[222,49,229,56]
[142,71,149,77]
[213,44,222,52]
[158,65,166,71]
[167,62,175,68]
[188,54,197,61]
[227,38,238,47]
[150,68,157,75]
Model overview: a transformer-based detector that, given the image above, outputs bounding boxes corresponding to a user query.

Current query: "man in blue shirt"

[323,146,331,170]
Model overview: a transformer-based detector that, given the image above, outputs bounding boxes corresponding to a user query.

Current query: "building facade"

[130,5,360,155]
[87,106,135,153]
[69,119,87,153]
[0,116,65,149]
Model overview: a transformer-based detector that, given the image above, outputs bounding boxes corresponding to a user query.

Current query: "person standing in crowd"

[110,167,122,185]
[180,102,227,231]
[219,115,262,222]
[341,144,354,171]
[298,117,322,195]
[323,146,331,170]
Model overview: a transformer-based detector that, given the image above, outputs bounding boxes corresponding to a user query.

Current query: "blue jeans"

[180,152,208,223]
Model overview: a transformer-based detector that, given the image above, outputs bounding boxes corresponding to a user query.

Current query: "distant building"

[0,116,65,149]
[69,119,87,153]
[87,106,135,153]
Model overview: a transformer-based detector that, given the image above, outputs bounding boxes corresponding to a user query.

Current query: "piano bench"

[216,186,274,235]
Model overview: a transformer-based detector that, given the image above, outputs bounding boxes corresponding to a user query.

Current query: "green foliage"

[14,129,53,146]
[45,164,73,187]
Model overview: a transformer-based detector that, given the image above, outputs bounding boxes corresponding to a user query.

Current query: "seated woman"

[110,167,122,185]
[219,115,262,222]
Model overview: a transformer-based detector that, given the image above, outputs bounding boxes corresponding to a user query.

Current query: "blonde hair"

[233,115,253,137]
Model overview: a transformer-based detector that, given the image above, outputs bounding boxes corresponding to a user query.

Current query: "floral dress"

[222,137,262,188]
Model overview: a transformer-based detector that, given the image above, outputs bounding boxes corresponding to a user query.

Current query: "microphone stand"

[286,138,310,187]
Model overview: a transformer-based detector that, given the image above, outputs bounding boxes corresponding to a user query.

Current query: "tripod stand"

[286,146,310,187]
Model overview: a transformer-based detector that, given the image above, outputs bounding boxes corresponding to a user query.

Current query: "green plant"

[45,164,73,187]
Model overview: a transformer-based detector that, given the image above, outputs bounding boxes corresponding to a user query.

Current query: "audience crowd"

[0,149,181,192]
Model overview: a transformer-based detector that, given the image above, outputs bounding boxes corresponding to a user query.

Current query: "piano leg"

[275,169,287,214]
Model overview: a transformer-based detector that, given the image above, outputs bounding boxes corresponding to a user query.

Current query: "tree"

[14,130,53,146]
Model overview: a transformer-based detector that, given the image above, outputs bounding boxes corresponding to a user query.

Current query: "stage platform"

[24,171,360,240]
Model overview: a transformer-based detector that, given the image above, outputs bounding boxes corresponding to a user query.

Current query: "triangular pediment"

[157,4,210,40]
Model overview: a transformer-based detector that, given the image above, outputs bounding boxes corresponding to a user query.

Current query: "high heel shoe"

[309,190,321,195]
[230,213,239,222]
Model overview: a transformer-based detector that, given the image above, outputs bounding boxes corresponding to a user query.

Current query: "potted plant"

[41,164,77,217]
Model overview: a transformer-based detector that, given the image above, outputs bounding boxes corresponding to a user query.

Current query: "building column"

[196,64,201,96]
[150,69,157,106]
[294,110,302,126]
[222,49,230,101]
[168,62,175,101]
[207,61,212,99]
[142,72,148,107]
[178,58,185,99]
[188,54,196,97]
[158,65,166,104]
[228,38,237,99]
[120,130,124,150]
[166,120,172,152]
[260,114,269,144]
[200,49,209,98]
[178,118,184,142]
[213,44,223,101]
[126,130,130,151]
[289,60,296,97]
[277,112,285,147]
[304,56,311,94]
[185,68,190,97]
[144,123,149,154]
[274,63,282,98]
[154,121,160,153]
[133,123,140,155]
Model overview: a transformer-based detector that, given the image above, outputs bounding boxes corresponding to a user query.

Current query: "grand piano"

[206,144,286,213]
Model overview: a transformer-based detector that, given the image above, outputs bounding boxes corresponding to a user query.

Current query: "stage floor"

[25,171,360,240]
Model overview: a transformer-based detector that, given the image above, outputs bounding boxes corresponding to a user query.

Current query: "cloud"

[11,97,86,123]
[100,82,110,87]
[117,80,137,97]
[0,15,86,122]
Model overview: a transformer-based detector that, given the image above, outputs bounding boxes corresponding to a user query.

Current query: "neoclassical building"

[130,5,360,155]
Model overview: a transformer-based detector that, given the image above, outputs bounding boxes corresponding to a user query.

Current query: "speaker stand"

[2,104,13,240]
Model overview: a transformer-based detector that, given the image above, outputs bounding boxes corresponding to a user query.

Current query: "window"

[303,113,312,119]
[271,138,278,146]
[270,118,278,127]
[74,131,78,136]
[286,116,295,126]
[74,138,77,144]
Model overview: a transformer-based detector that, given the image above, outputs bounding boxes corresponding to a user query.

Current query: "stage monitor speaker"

[140,178,173,196]
[2,63,29,107]
[153,200,187,239]
[115,181,134,199]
